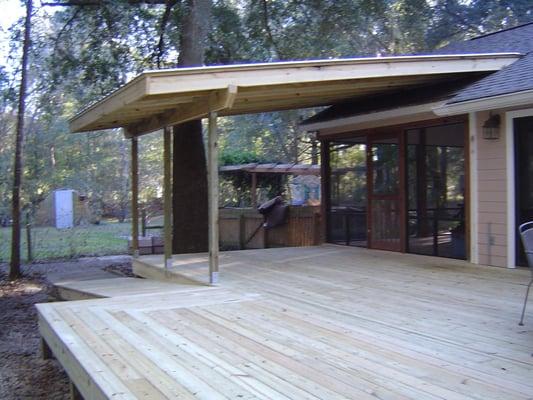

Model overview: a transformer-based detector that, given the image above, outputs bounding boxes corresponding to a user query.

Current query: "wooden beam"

[163,126,172,268]
[83,77,442,132]
[146,55,517,95]
[131,136,139,258]
[125,85,238,137]
[207,111,219,285]
[69,75,148,134]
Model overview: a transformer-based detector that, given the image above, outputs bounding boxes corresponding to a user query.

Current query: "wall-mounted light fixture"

[482,113,501,140]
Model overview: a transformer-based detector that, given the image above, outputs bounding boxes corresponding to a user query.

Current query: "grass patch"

[0,221,132,262]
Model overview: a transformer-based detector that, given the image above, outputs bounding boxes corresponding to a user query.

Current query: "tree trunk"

[177,0,211,68]
[9,0,33,280]
[172,0,212,254]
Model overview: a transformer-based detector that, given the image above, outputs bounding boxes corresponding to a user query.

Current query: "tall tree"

[9,0,33,280]
[172,0,212,254]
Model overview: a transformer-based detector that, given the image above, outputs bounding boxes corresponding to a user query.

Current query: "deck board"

[38,245,533,399]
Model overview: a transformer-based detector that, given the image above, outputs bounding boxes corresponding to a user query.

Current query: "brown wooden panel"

[367,134,403,252]
[370,199,402,251]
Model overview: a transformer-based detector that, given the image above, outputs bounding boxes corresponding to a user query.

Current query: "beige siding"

[475,110,508,267]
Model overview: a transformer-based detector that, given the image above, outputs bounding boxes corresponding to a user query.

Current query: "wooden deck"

[38,245,533,399]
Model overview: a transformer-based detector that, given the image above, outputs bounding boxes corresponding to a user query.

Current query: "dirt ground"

[0,269,69,399]
[0,256,131,399]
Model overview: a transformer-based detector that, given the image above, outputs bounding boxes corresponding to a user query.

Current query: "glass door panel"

[406,124,466,259]
[328,139,367,247]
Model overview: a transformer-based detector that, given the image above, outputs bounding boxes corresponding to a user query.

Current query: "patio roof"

[69,53,520,137]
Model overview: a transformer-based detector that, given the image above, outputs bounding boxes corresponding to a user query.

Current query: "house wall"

[471,106,533,268]
[473,110,508,267]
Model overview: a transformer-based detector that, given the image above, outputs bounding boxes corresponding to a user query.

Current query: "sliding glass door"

[406,123,466,259]
[325,120,466,260]
[515,116,533,266]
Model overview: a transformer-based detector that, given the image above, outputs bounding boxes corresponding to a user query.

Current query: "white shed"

[54,189,75,229]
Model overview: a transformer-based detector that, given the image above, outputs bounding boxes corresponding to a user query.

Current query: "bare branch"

[153,0,180,68]
[260,0,281,59]
[52,7,81,55]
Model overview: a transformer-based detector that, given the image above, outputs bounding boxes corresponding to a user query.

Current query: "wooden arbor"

[68,54,518,284]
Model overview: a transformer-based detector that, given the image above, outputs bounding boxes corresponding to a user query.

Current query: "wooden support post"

[313,211,321,245]
[141,208,146,237]
[163,127,173,268]
[131,136,139,258]
[26,211,32,262]
[320,140,331,243]
[40,337,52,360]
[208,111,219,284]
[251,172,257,208]
[69,381,83,400]
[239,213,246,250]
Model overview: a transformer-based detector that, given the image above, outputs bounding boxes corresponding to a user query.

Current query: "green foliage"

[220,148,265,166]
[206,2,253,63]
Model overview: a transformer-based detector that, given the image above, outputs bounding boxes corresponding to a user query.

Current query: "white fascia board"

[433,89,533,116]
[301,101,445,132]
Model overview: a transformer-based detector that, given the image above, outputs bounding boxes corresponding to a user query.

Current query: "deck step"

[132,256,210,286]
[52,275,195,300]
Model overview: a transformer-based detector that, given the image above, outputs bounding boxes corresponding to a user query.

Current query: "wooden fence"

[219,206,322,250]
[137,206,322,254]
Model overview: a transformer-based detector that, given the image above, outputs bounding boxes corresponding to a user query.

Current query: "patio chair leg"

[519,278,533,326]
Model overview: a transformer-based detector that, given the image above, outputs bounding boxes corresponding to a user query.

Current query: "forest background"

[0,0,532,227]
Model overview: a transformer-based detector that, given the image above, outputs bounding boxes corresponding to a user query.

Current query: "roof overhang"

[69,53,520,137]
[302,100,445,133]
[433,88,533,115]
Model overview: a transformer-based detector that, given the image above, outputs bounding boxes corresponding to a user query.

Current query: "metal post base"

[165,257,173,269]
[210,272,219,286]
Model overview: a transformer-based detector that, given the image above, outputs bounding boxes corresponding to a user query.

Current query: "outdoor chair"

[518,221,533,326]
